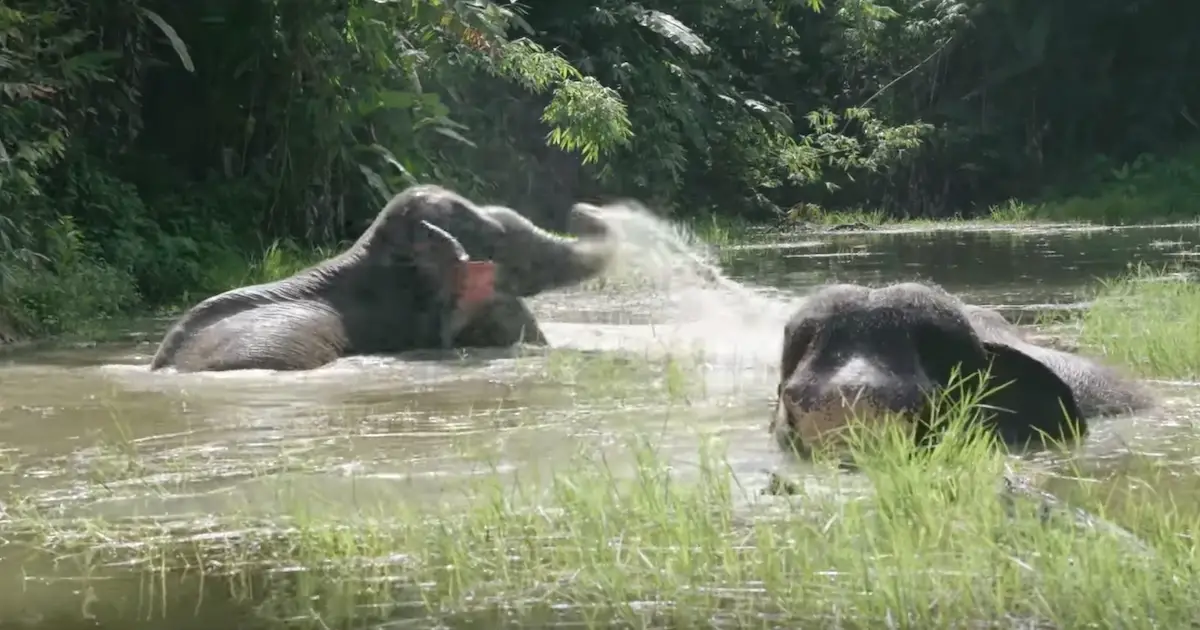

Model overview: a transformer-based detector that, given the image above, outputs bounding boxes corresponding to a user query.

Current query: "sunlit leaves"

[542,77,633,164]
[487,39,632,163]
[493,38,581,91]
[774,107,930,188]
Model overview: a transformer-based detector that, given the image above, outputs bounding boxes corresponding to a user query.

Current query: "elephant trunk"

[485,204,620,297]
[517,235,615,297]
[566,202,612,238]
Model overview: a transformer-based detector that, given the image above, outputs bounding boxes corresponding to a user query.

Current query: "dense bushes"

[2,0,1197,339]
[1,0,630,337]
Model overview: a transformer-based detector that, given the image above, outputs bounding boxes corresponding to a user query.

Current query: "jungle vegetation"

[2,0,1197,338]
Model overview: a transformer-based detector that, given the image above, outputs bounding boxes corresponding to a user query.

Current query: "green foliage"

[0,217,139,337]
[1076,264,1200,379]
[0,0,637,339]
[1,0,1197,340]
[543,77,632,165]
[505,0,934,217]
[1031,148,1200,224]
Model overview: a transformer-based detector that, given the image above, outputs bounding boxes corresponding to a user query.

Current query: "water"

[3,211,1200,627]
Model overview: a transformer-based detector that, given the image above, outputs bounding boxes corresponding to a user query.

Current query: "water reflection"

[723,224,1200,313]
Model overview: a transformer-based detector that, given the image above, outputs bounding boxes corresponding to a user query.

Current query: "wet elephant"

[770,282,1155,457]
[148,218,494,372]
[382,185,620,348]
[149,179,623,372]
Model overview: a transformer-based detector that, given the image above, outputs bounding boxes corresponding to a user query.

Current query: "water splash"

[533,200,799,366]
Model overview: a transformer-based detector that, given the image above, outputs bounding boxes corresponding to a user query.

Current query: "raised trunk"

[483,204,619,297]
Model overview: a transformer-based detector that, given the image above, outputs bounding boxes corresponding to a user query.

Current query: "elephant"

[148,218,497,372]
[770,281,1155,457]
[149,185,620,372]
[379,185,621,348]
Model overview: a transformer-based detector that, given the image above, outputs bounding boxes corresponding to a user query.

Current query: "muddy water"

[3,214,1200,626]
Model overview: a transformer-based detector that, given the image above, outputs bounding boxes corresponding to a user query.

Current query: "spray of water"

[532,200,799,365]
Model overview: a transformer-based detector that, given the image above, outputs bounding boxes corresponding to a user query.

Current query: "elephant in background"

[149,219,485,372]
[770,282,1155,457]
[149,184,620,372]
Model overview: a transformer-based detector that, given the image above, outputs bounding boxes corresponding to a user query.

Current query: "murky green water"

[3,217,1200,627]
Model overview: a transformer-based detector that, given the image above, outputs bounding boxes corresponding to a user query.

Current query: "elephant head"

[375,185,619,298]
[408,219,499,348]
[409,219,469,302]
[350,213,498,347]
[770,282,1152,457]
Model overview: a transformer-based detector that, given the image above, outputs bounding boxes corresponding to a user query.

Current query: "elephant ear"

[411,220,468,296]
[978,340,1086,448]
[414,220,468,262]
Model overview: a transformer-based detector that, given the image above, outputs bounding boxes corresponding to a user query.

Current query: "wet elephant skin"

[148,218,482,373]
[770,282,1155,457]
[149,185,621,372]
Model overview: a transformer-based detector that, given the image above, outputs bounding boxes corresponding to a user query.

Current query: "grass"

[985,198,1039,222]
[6,143,1199,344]
[1072,262,1200,379]
[3,364,1200,628]
[5,160,1191,346]
[0,237,331,350]
[175,238,333,313]
[682,213,759,248]
[688,144,1200,248]
[685,200,1076,248]
[1029,147,1200,225]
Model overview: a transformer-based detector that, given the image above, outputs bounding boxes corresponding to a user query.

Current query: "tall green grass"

[690,145,1200,236]
[1076,263,1200,378]
[155,238,333,321]
[3,369,1195,628]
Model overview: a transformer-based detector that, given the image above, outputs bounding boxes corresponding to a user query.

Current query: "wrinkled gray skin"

[771,282,1155,457]
[388,185,619,348]
[150,218,486,373]
[149,185,620,372]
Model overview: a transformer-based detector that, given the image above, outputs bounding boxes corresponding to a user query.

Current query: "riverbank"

[5,189,1198,352]
[687,146,1200,243]
[6,139,1200,346]
[0,239,329,347]
[685,202,1195,252]
[0,214,1022,346]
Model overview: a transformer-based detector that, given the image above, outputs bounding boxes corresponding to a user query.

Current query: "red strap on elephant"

[458,261,496,307]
